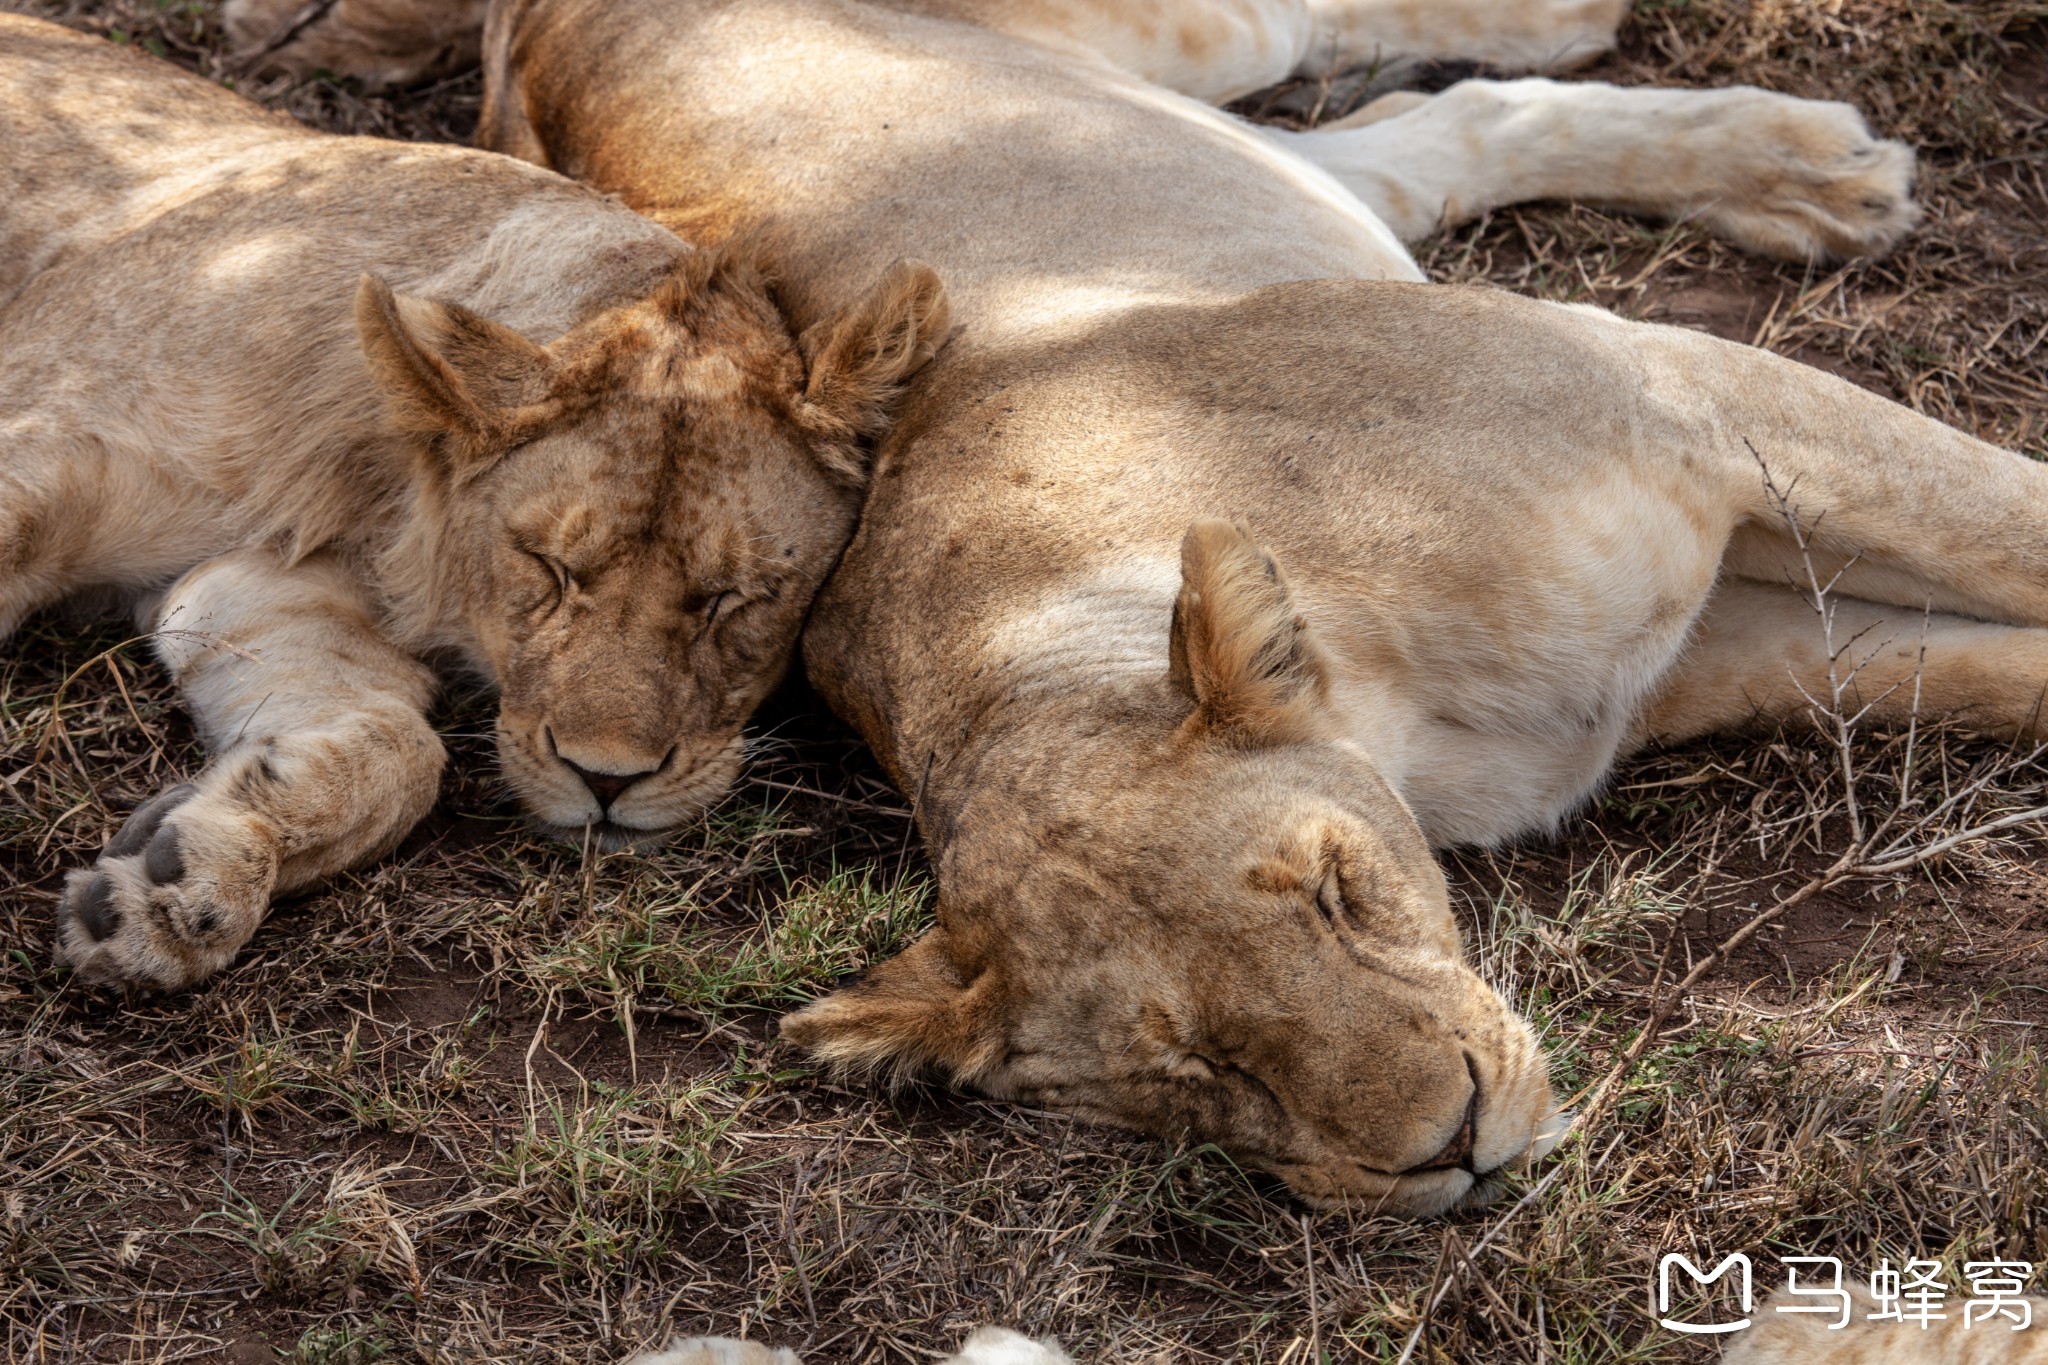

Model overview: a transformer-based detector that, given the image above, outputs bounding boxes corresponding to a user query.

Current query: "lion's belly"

[585,0,1420,338]
[1370,697,1647,848]
[1350,612,1706,848]
[1318,475,1728,848]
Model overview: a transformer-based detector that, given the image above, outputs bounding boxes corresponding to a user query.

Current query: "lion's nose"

[561,758,658,809]
[545,727,669,810]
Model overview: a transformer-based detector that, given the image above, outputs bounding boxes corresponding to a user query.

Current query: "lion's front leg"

[1269,78,1918,262]
[53,548,444,991]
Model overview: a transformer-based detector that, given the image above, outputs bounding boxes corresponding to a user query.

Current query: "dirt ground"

[4,2,2048,1362]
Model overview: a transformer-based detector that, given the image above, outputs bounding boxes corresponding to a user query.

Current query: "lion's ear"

[1168,518,1333,746]
[355,274,557,475]
[795,259,951,486]
[779,930,1003,1082]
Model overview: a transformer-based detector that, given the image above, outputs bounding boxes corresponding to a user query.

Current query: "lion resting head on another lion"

[357,249,950,846]
[784,522,1565,1215]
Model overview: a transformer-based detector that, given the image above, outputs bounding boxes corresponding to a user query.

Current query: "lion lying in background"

[624,1327,1071,1365]
[622,1290,2048,1364]
[2,15,947,990]
[227,0,1919,263]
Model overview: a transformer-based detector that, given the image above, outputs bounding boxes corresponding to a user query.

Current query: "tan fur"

[1726,1287,2048,1364]
[227,0,490,87]
[616,1287,2048,1364]
[228,0,1917,262]
[617,1290,2048,1363]
[622,1326,1071,1365]
[225,0,2003,1213]
[3,17,947,989]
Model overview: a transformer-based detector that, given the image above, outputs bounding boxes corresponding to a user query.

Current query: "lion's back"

[0,13,687,602]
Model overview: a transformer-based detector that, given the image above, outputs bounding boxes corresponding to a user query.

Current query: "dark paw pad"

[143,823,187,886]
[105,784,199,858]
[72,875,120,943]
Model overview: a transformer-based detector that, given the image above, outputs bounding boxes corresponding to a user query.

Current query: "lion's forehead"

[522,495,806,605]
[541,408,807,533]
[593,296,800,405]
[630,346,754,403]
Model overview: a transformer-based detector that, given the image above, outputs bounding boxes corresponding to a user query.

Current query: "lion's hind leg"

[1630,578,2048,752]
[53,547,445,991]
[1267,78,1918,261]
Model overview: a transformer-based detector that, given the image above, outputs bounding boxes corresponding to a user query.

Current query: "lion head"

[784,521,1565,1213]
[359,250,949,846]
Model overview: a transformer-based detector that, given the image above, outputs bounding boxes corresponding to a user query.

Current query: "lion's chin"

[528,816,683,853]
[1291,1172,1476,1218]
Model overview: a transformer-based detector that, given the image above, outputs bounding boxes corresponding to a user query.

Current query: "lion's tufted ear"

[795,259,951,486]
[355,274,558,476]
[1168,519,1334,746]
[779,930,1004,1083]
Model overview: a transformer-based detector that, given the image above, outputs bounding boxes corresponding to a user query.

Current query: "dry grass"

[4,1,2047,1361]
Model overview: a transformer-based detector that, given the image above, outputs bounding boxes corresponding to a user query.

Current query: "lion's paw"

[949,1327,1074,1364]
[53,781,279,991]
[1701,99,1920,262]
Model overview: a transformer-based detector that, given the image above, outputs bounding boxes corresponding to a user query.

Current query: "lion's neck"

[980,560,1179,705]
[368,485,485,668]
[894,560,1191,835]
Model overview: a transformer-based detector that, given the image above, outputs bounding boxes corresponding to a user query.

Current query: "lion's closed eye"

[523,549,574,610]
[698,589,743,625]
[1312,859,1379,941]
[1315,867,1347,927]
[674,588,747,633]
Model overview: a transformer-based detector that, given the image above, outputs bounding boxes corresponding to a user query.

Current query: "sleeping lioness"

[2,16,948,990]
[223,0,2044,1217]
